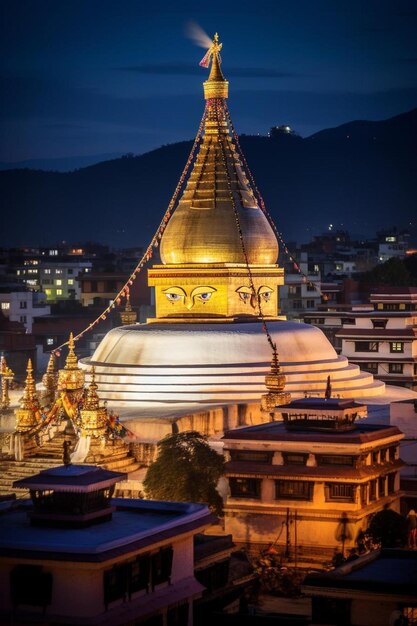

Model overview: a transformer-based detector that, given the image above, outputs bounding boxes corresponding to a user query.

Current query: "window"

[44,269,51,274]
[389,446,397,462]
[1,302,10,310]
[344,318,356,325]
[68,278,74,285]
[56,289,63,296]
[355,341,378,352]
[326,483,354,502]
[151,546,173,589]
[378,476,386,497]
[390,342,404,353]
[389,363,403,374]
[293,300,302,310]
[230,451,272,464]
[46,338,54,346]
[371,319,387,329]
[68,269,73,274]
[229,478,261,498]
[20,316,27,323]
[387,473,396,494]
[288,285,298,295]
[45,289,51,296]
[283,453,307,466]
[307,284,316,292]
[55,279,62,285]
[129,554,150,595]
[104,563,128,607]
[318,455,355,466]
[306,299,315,308]
[369,479,377,501]
[275,480,312,500]
[55,269,62,274]
[19,301,27,309]
[309,317,325,325]
[362,362,378,374]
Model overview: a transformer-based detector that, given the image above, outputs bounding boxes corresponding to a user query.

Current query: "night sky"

[1,0,417,164]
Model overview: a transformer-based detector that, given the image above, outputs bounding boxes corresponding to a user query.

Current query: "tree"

[143,431,225,516]
[366,508,407,548]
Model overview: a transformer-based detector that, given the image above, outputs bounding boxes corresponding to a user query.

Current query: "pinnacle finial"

[65,332,78,369]
[22,357,37,404]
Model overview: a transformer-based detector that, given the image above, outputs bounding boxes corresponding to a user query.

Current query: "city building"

[378,229,410,263]
[0,463,214,625]
[279,252,322,320]
[303,549,417,626]
[0,289,50,333]
[222,397,403,562]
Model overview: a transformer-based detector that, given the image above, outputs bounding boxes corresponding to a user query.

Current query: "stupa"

[81,34,415,434]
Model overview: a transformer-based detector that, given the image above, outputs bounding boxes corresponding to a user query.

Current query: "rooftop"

[223,421,402,444]
[0,498,214,562]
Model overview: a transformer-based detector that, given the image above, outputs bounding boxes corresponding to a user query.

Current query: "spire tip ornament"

[261,344,291,413]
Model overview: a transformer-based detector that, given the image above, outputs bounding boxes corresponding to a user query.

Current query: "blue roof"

[0,498,214,562]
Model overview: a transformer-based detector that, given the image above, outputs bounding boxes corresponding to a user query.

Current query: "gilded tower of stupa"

[149,34,284,321]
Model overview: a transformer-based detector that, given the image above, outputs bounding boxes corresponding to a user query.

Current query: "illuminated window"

[68,279,74,285]
[56,289,62,295]
[44,269,51,274]
[1,302,10,310]
[46,338,54,346]
[55,279,62,286]
[55,269,62,274]
[45,289,51,296]
[49,249,58,256]
[390,342,404,353]
[16,270,20,276]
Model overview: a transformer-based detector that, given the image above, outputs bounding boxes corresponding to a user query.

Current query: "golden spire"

[261,345,291,412]
[58,333,85,391]
[65,332,78,369]
[15,358,40,432]
[119,289,137,325]
[0,355,14,411]
[42,353,57,399]
[79,366,108,437]
[203,33,228,100]
[159,32,279,267]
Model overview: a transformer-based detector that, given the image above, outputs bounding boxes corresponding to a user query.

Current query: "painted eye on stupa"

[191,286,216,303]
[258,286,274,302]
[236,286,253,302]
[163,286,186,303]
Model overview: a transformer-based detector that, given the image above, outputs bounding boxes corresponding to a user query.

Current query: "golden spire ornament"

[79,366,108,438]
[119,288,137,326]
[58,332,85,391]
[0,354,14,411]
[261,344,291,412]
[202,33,228,100]
[42,352,58,401]
[15,358,40,432]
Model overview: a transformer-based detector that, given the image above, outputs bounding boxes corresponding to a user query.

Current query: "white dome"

[81,321,386,408]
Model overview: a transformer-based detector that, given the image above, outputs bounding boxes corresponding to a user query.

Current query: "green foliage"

[143,431,225,516]
[363,255,417,286]
[367,508,407,548]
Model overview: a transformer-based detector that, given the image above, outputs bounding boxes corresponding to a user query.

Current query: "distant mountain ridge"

[0,108,416,248]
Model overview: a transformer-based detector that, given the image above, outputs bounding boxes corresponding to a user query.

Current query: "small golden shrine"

[261,346,291,412]
[79,367,108,438]
[119,289,137,326]
[15,359,40,432]
[0,355,14,411]
[58,332,85,392]
[148,33,284,322]
[42,353,58,402]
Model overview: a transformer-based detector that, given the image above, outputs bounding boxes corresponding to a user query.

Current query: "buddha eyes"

[162,286,216,308]
[259,286,273,302]
[236,286,274,304]
[165,293,182,302]
[196,292,213,302]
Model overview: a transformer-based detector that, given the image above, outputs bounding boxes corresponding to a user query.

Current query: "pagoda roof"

[13,464,126,493]
[276,397,365,411]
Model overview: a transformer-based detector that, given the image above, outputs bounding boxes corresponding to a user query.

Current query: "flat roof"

[0,498,215,563]
[277,398,365,411]
[13,464,126,493]
[223,421,402,444]
[303,549,417,596]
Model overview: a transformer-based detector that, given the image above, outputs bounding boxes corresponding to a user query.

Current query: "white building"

[0,290,50,333]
